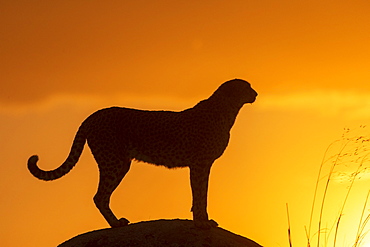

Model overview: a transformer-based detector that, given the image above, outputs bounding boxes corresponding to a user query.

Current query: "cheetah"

[28,79,257,229]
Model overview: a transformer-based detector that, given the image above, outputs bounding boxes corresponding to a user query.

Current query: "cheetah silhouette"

[28,79,257,229]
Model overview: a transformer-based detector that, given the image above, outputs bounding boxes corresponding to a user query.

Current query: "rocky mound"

[58,219,262,247]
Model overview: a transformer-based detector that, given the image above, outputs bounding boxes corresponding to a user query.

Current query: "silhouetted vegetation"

[289,126,370,247]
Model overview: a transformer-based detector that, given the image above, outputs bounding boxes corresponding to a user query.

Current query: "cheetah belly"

[128,141,195,168]
[128,130,230,168]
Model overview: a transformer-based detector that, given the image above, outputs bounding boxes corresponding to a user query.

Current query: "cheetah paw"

[194,219,218,229]
[111,218,130,228]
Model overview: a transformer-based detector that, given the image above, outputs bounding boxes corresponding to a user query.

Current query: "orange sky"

[1,1,370,246]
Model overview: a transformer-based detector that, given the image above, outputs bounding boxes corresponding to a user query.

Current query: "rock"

[58,219,262,247]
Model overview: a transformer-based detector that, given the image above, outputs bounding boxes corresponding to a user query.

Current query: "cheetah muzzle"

[28,79,257,229]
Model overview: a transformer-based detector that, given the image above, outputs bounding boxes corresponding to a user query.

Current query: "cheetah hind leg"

[93,158,132,228]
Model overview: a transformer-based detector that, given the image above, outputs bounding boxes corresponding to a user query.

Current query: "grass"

[287,203,293,247]
[289,126,370,247]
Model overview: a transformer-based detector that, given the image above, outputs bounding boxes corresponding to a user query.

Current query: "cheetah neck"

[193,97,244,131]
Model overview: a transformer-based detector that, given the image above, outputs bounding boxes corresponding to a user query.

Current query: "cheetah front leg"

[190,164,218,229]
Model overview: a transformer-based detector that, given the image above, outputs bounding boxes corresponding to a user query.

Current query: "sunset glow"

[1,1,370,246]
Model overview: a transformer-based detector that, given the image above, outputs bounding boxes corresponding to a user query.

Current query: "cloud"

[0,91,194,117]
[257,91,370,120]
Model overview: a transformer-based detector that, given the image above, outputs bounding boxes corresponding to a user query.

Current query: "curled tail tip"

[28,155,52,181]
[29,155,39,163]
[27,155,40,175]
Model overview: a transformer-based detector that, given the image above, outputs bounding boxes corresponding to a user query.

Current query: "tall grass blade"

[354,190,370,247]
[308,140,339,244]
[287,203,293,247]
[317,140,350,247]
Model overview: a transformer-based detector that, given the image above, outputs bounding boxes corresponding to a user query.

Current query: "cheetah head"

[213,79,258,106]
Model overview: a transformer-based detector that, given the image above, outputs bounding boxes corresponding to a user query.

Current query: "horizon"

[1,1,370,246]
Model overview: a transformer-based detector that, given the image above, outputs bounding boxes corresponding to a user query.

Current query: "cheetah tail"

[27,127,87,181]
